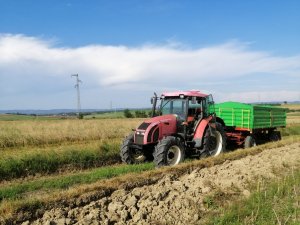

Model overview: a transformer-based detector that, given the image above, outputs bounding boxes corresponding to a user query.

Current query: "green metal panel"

[252,105,286,129]
[213,102,286,130]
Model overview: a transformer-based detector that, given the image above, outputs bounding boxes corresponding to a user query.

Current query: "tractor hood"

[134,114,178,145]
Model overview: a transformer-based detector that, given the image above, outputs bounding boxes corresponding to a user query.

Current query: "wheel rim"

[167,145,181,165]
[209,131,223,156]
[251,138,257,147]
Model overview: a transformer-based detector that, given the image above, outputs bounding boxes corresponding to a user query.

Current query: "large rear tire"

[153,136,185,167]
[120,134,147,164]
[201,122,226,157]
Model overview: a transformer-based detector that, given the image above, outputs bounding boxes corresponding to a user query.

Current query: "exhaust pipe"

[151,92,158,117]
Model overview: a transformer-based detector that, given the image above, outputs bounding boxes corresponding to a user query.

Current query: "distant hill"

[250,101,300,105]
[0,109,107,115]
[0,101,298,115]
[0,108,151,115]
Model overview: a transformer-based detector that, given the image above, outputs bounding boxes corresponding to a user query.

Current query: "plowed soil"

[28,142,300,225]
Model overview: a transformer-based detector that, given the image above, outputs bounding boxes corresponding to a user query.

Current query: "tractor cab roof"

[161,90,208,99]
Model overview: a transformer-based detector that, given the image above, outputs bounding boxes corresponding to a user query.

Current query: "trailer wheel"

[153,136,185,167]
[120,134,147,164]
[269,131,281,141]
[202,122,226,157]
[244,135,257,148]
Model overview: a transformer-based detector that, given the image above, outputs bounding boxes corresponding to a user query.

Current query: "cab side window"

[204,94,215,116]
[188,99,202,121]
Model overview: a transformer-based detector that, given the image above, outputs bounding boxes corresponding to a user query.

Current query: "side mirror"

[151,98,154,104]
[191,96,197,104]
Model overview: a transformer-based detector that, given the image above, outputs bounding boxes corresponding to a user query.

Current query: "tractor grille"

[135,134,144,145]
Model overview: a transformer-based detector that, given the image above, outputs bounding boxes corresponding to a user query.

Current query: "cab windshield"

[160,99,187,120]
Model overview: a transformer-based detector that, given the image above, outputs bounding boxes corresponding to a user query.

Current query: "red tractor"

[120,91,226,167]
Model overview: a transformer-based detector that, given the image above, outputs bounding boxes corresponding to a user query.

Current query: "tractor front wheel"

[120,134,147,164]
[153,136,185,167]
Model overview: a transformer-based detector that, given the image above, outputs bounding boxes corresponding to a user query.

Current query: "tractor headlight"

[137,131,145,135]
[179,94,184,99]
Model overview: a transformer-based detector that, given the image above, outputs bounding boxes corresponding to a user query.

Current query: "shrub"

[135,110,148,118]
[124,109,134,118]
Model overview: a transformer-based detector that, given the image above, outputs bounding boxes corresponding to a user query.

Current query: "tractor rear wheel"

[201,122,226,157]
[120,134,147,164]
[153,136,185,167]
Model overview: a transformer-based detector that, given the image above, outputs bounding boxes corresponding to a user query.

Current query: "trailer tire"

[120,133,147,164]
[244,135,257,148]
[201,122,226,157]
[269,131,281,141]
[153,136,185,167]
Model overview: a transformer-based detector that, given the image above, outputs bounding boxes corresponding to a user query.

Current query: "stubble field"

[0,104,300,224]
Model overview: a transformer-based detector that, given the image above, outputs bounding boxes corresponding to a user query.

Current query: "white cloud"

[215,90,300,103]
[0,33,299,109]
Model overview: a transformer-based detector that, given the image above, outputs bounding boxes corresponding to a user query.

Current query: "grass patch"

[0,114,62,121]
[208,168,300,225]
[0,140,121,180]
[84,111,125,119]
[0,117,299,181]
[287,112,300,117]
[0,119,141,148]
[281,104,300,111]
[279,125,300,136]
[0,163,154,201]
[0,136,299,223]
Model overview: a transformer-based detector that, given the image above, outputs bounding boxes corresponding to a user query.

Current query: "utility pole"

[71,74,82,118]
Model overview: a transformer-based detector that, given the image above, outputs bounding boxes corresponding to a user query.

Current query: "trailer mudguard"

[193,116,213,148]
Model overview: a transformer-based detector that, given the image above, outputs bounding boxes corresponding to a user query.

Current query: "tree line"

[123,109,151,118]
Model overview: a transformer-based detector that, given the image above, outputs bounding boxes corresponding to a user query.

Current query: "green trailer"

[213,102,287,148]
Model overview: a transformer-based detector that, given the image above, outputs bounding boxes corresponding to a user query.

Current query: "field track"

[10,139,300,225]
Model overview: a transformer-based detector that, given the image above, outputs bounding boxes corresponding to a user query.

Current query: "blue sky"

[0,0,300,109]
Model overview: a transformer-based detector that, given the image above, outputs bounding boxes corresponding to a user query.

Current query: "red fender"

[193,116,214,148]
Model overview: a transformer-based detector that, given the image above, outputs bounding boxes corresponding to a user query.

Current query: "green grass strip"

[209,169,300,225]
[280,125,300,136]
[0,115,61,121]
[0,141,121,180]
[0,163,154,201]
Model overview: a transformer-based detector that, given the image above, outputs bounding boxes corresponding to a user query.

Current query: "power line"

[71,74,82,117]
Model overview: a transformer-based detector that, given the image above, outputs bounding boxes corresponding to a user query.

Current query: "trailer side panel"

[214,102,286,130]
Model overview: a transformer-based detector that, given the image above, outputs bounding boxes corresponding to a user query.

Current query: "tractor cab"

[154,91,215,129]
